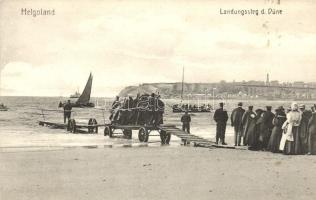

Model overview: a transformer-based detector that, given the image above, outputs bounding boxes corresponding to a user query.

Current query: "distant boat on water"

[70,91,81,98]
[0,103,8,111]
[59,73,95,108]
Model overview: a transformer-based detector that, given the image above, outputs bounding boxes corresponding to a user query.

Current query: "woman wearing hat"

[279,102,302,155]
[267,106,286,153]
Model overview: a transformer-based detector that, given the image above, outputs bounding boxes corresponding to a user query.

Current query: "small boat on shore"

[0,103,8,111]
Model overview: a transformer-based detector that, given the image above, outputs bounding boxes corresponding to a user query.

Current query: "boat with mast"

[59,73,95,108]
[172,67,212,113]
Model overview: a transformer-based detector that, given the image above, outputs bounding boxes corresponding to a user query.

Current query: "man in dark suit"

[231,102,245,146]
[181,110,191,133]
[181,110,191,145]
[213,102,228,145]
[63,100,72,123]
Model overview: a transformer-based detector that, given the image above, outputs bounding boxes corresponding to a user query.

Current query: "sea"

[0,96,315,152]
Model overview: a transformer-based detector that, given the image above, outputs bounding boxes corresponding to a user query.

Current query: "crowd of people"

[214,102,316,155]
[109,93,165,126]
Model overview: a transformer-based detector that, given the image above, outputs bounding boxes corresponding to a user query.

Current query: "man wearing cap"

[231,102,245,146]
[213,102,228,145]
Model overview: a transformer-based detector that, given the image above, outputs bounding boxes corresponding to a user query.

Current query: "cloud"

[2,62,91,96]
[1,0,316,96]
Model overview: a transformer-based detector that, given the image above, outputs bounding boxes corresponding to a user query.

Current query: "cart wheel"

[109,126,114,138]
[88,118,93,133]
[123,129,132,139]
[104,126,110,136]
[69,119,76,133]
[138,127,149,142]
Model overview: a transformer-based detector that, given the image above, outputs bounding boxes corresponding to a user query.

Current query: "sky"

[0,0,315,97]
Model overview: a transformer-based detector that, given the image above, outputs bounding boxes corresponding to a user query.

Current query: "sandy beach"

[1,97,316,199]
[1,146,316,200]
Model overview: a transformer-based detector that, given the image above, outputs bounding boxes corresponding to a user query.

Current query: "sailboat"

[172,68,212,113]
[59,73,95,108]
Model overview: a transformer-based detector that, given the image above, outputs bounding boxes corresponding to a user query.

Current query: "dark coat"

[231,107,245,130]
[267,111,286,153]
[242,110,256,139]
[308,112,316,154]
[64,103,72,112]
[213,108,228,124]
[260,111,275,148]
[299,110,313,153]
[263,110,275,130]
[181,114,191,124]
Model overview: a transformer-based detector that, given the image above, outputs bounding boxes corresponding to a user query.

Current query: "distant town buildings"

[121,74,316,100]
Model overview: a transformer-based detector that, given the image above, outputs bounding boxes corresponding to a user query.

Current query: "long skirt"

[267,126,282,153]
[283,126,300,155]
[308,125,316,155]
[299,121,309,154]
[259,126,270,150]
[247,123,259,150]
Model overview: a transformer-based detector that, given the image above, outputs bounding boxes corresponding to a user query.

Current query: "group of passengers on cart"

[109,93,164,126]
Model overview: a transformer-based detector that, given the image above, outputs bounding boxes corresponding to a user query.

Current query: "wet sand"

[1,146,316,200]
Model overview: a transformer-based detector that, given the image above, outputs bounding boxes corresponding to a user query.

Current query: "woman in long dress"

[298,105,313,154]
[242,106,256,146]
[279,102,302,155]
[308,106,316,155]
[247,109,262,151]
[267,107,286,153]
